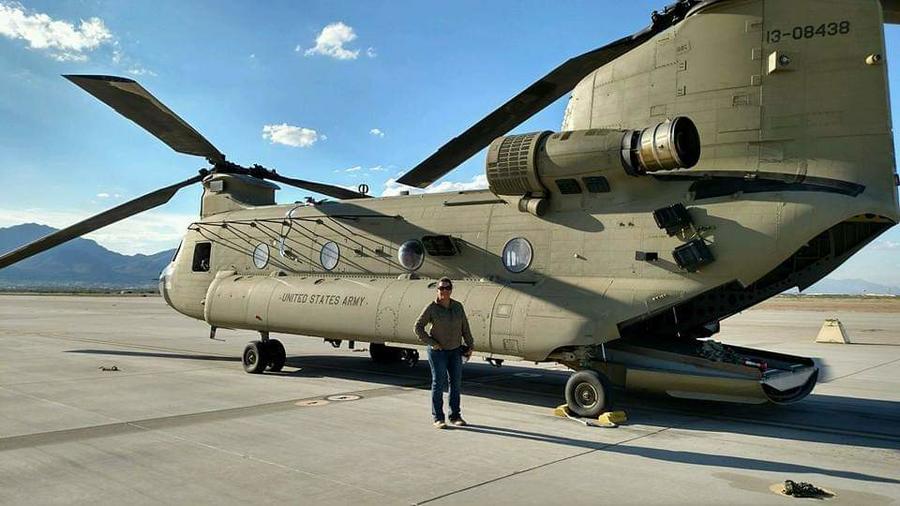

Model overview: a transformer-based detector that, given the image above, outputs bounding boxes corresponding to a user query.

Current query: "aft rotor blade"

[262,171,371,200]
[65,75,226,164]
[396,2,696,188]
[0,174,204,269]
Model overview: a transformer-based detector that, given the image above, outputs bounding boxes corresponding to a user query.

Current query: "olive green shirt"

[414,299,474,350]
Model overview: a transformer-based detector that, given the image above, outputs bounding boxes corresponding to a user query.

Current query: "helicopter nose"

[158,262,175,307]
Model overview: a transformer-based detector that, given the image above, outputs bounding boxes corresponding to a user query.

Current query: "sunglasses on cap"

[437,285,452,291]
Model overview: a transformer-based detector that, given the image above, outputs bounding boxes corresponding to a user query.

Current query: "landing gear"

[399,348,419,368]
[369,343,418,367]
[369,343,402,363]
[242,341,268,374]
[565,369,612,417]
[242,333,286,373]
[267,339,286,372]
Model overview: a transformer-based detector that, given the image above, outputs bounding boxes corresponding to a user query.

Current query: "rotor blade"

[64,75,226,163]
[396,2,695,188]
[0,174,204,269]
[262,171,371,200]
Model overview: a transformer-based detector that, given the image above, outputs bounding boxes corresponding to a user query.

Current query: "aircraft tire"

[267,339,286,372]
[565,369,611,417]
[369,343,402,363]
[242,341,269,374]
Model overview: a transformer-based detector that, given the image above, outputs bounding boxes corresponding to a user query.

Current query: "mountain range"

[0,223,897,295]
[0,223,175,289]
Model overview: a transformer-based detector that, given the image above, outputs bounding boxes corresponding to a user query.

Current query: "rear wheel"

[369,343,402,363]
[266,339,286,372]
[565,370,611,417]
[242,341,268,374]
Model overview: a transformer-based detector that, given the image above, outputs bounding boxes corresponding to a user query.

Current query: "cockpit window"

[192,242,211,272]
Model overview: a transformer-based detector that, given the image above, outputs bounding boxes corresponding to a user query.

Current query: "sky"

[0,0,898,286]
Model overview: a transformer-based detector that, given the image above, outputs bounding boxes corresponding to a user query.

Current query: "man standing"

[414,277,474,429]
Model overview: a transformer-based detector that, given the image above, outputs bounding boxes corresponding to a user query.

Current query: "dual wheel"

[565,369,612,418]
[242,339,286,374]
[369,343,419,367]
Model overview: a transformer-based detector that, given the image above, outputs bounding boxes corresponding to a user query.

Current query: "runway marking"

[414,425,682,505]
[822,356,900,384]
[0,384,415,453]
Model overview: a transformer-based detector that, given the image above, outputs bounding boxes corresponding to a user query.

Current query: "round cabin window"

[320,241,340,271]
[502,237,533,273]
[398,239,425,271]
[252,243,269,269]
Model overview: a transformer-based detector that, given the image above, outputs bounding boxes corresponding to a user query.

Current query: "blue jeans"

[428,347,463,421]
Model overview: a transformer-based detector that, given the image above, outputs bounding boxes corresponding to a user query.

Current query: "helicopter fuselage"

[159,0,899,405]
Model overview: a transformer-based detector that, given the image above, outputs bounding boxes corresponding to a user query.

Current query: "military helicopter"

[2,0,898,417]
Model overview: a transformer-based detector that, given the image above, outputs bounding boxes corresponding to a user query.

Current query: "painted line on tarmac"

[0,384,415,452]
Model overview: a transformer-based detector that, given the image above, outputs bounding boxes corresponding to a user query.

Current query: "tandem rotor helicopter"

[2,0,899,417]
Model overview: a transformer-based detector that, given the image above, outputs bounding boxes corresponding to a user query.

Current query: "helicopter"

[2,0,898,417]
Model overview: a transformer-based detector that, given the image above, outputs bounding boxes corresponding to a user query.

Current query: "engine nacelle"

[485,117,700,203]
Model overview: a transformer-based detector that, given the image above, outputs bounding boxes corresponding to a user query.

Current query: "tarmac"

[0,294,898,505]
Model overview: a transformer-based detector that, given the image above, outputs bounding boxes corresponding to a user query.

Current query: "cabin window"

[421,235,458,256]
[191,242,211,272]
[555,178,582,194]
[502,237,533,273]
[320,241,340,271]
[398,239,425,271]
[252,243,269,269]
[582,176,610,193]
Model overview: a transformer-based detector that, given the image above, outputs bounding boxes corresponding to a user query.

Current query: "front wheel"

[242,341,269,374]
[266,339,286,372]
[565,369,611,417]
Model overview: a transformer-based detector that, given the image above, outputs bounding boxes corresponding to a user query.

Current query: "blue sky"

[0,1,899,286]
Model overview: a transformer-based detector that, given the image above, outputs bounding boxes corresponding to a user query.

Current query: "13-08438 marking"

[766,21,850,43]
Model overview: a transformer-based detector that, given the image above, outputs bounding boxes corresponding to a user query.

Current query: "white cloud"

[96,192,110,198]
[262,123,322,148]
[874,240,900,250]
[303,22,360,60]
[369,128,385,138]
[382,174,488,196]
[366,46,377,58]
[344,165,362,173]
[368,165,385,172]
[126,66,156,77]
[0,207,195,255]
[0,2,113,61]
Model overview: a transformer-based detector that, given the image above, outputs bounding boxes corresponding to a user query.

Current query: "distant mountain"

[802,278,900,296]
[0,223,176,289]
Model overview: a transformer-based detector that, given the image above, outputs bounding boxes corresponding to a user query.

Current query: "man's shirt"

[414,299,474,351]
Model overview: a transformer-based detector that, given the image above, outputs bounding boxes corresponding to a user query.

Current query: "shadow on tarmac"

[68,349,900,458]
[456,424,900,484]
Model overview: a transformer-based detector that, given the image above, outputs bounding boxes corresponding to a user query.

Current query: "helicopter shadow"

[68,348,900,455]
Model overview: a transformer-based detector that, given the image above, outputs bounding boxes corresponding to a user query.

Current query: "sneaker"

[449,417,467,427]
[433,420,447,429]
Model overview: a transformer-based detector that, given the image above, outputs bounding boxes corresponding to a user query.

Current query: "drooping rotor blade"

[243,166,371,200]
[0,174,205,269]
[397,1,698,188]
[266,174,371,200]
[64,75,226,164]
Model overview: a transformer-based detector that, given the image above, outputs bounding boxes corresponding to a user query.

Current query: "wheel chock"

[816,318,851,344]
[553,405,625,428]
[599,411,627,425]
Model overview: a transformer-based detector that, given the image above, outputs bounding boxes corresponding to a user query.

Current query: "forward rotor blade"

[262,171,371,200]
[65,75,226,164]
[397,2,695,188]
[0,174,204,269]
